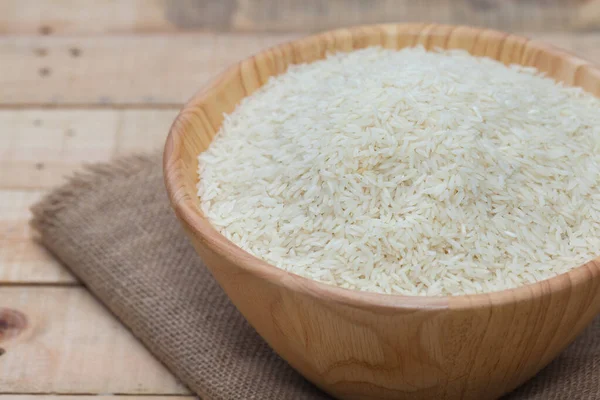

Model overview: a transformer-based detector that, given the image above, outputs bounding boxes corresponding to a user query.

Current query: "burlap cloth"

[31,154,600,400]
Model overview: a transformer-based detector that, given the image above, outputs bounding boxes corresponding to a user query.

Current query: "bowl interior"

[164,23,600,305]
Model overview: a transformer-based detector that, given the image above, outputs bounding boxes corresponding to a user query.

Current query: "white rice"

[197,46,600,296]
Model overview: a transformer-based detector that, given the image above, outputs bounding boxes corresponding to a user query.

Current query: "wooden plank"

[0,109,177,189]
[1,397,195,400]
[0,0,237,34]
[0,109,177,283]
[0,33,297,106]
[0,110,119,189]
[1,0,599,34]
[0,0,174,35]
[576,0,600,30]
[0,33,599,107]
[0,287,190,394]
[115,109,179,155]
[0,190,75,284]
[232,0,599,33]
[0,397,196,400]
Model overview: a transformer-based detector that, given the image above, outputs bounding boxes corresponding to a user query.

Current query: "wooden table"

[1,1,600,399]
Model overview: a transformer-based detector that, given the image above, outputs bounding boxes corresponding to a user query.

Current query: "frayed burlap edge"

[31,154,158,232]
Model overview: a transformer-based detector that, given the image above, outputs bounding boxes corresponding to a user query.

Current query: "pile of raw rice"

[197,46,600,296]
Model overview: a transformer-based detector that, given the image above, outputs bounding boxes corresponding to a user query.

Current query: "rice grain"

[197,46,600,296]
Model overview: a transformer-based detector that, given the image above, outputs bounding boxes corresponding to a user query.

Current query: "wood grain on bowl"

[164,24,600,400]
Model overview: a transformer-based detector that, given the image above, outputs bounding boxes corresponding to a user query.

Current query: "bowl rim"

[164,23,600,311]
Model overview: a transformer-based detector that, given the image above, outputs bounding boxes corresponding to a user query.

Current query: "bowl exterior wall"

[181,221,600,400]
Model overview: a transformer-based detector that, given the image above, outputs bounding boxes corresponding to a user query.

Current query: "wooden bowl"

[164,24,600,400]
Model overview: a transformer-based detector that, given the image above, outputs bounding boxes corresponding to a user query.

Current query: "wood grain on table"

[1,1,600,399]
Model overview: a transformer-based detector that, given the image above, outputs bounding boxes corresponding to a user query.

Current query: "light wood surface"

[165,24,600,400]
[0,190,74,283]
[0,109,176,284]
[0,110,178,189]
[0,34,298,106]
[0,110,120,188]
[1,0,600,34]
[0,287,189,394]
[1,3,600,398]
[0,109,182,395]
